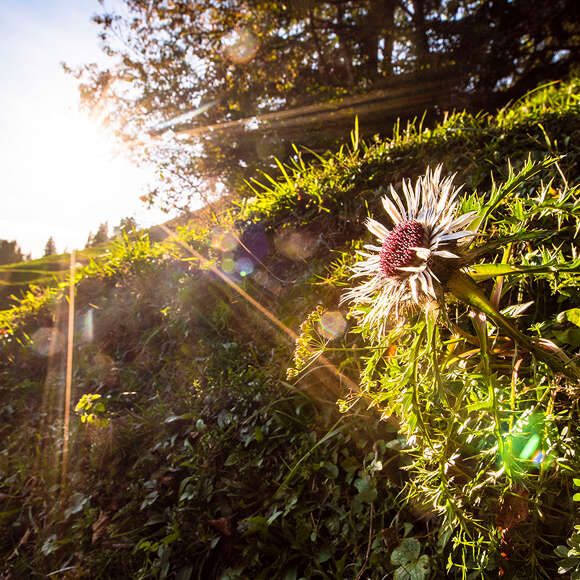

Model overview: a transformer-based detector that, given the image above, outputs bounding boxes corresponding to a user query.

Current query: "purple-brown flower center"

[379,220,426,277]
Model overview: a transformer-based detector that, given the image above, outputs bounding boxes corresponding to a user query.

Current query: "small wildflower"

[342,165,478,338]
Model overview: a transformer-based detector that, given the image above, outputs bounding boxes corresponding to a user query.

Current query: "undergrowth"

[0,78,579,579]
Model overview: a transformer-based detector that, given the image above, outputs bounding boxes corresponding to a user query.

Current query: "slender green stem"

[447,270,580,381]
[411,323,432,447]
[470,307,507,474]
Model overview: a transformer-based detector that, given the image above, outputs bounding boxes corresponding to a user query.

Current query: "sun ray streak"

[60,250,76,492]
[160,225,360,396]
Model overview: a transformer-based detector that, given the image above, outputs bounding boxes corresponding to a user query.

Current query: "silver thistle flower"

[342,165,478,337]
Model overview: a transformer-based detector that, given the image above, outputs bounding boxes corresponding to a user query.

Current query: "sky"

[0,0,173,259]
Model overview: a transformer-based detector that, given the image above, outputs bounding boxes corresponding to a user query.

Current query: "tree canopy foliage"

[86,222,109,248]
[71,0,580,208]
[0,240,24,265]
[115,216,137,236]
[43,236,57,257]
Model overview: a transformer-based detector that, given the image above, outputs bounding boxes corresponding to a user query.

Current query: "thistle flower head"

[342,165,478,338]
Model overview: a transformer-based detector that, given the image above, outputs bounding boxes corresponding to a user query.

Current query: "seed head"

[379,220,425,277]
[341,165,479,340]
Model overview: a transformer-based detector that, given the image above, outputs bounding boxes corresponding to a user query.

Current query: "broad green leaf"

[254,426,264,443]
[553,328,580,348]
[354,476,377,504]
[393,554,431,580]
[391,537,421,566]
[555,544,571,559]
[242,516,269,534]
[322,461,339,479]
[558,309,580,327]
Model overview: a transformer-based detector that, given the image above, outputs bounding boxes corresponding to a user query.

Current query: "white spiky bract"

[342,165,478,338]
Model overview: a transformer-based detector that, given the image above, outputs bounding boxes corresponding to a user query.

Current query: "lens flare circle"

[222,28,258,64]
[275,230,316,261]
[30,327,65,357]
[222,257,236,273]
[319,311,347,340]
[210,227,238,252]
[80,309,95,343]
[236,257,254,277]
[500,413,548,473]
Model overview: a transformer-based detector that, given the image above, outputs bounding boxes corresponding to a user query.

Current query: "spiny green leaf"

[468,260,580,282]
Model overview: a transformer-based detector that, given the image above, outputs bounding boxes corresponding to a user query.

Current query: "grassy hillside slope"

[0,247,109,310]
[1,79,579,579]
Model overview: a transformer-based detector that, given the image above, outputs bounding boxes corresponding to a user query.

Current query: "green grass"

[0,245,111,309]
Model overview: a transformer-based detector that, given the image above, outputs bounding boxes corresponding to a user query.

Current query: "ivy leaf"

[354,476,377,504]
[242,516,269,534]
[316,547,332,564]
[391,537,421,566]
[64,492,89,520]
[393,554,431,580]
[322,461,339,479]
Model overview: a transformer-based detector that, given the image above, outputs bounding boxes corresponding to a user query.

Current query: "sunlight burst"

[7,103,155,256]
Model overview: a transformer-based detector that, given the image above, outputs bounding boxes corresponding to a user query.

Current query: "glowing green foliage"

[74,393,109,427]
[285,83,580,576]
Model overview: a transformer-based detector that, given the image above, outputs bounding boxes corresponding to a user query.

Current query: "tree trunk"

[412,0,430,71]
[335,2,355,88]
[381,0,396,77]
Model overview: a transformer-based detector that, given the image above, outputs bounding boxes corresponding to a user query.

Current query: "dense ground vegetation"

[0,250,103,311]
[1,79,580,578]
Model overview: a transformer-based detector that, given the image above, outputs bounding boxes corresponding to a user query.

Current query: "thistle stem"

[447,270,580,381]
